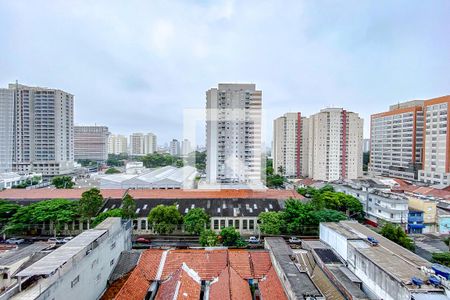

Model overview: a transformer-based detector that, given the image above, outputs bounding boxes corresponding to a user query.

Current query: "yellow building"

[408,196,437,233]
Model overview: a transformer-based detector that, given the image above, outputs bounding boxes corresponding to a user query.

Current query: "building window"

[243,220,248,230]
[234,220,240,229]
[220,219,225,228]
[214,220,219,230]
[110,242,116,250]
[110,259,115,266]
[228,219,233,227]
[141,220,146,230]
[249,220,254,230]
[71,275,80,288]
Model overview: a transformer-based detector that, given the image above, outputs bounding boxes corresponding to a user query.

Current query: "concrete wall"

[34,219,131,300]
[319,223,349,261]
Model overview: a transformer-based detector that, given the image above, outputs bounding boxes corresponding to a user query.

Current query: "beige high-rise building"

[308,108,363,181]
[74,126,109,161]
[369,100,424,180]
[205,83,262,185]
[273,113,309,178]
[419,96,450,185]
[129,133,144,156]
[108,134,128,155]
[273,108,363,181]
[169,139,180,156]
[6,83,74,176]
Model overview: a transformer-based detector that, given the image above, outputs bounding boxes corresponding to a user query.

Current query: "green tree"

[79,188,103,221]
[7,199,79,234]
[220,226,241,246]
[266,174,284,188]
[199,229,219,247]
[147,204,183,234]
[105,167,121,174]
[107,153,128,167]
[258,211,284,235]
[121,194,137,219]
[432,252,450,267]
[91,209,123,227]
[52,176,74,189]
[309,209,348,223]
[183,208,210,235]
[0,201,20,227]
[380,223,415,251]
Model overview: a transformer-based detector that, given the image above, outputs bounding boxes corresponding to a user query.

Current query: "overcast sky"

[1,1,449,146]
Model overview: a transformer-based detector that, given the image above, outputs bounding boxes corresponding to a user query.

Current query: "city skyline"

[1,1,449,144]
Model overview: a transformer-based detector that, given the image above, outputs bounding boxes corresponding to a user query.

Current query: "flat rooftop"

[0,243,50,268]
[265,237,323,298]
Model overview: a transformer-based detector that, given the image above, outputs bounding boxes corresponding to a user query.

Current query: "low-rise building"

[320,221,447,300]
[11,218,131,300]
[102,248,288,300]
[407,208,425,234]
[0,173,41,190]
[408,195,437,233]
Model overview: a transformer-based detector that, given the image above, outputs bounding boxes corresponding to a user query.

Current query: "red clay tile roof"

[162,249,228,280]
[128,189,302,200]
[209,267,231,300]
[229,266,252,300]
[249,251,272,279]
[0,188,302,201]
[156,264,201,300]
[0,188,126,200]
[100,273,131,300]
[228,250,252,279]
[115,250,164,300]
[259,266,288,300]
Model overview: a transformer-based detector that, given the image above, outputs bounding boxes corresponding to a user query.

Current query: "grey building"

[74,125,109,161]
[0,89,14,172]
[2,83,75,177]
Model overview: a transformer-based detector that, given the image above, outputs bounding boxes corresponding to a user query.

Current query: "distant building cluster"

[273,108,364,181]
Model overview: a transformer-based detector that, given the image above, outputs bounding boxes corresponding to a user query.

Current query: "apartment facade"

[370,100,424,180]
[273,112,309,178]
[181,138,192,156]
[108,134,128,155]
[206,83,262,185]
[169,138,180,156]
[143,133,157,154]
[308,108,363,181]
[74,126,109,161]
[419,96,450,185]
[0,89,14,172]
[2,83,75,177]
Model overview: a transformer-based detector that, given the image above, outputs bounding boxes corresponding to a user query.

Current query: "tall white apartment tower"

[0,89,14,172]
[308,108,363,181]
[144,133,157,154]
[7,83,74,176]
[370,101,424,180]
[206,83,262,185]
[129,133,144,156]
[169,139,180,156]
[181,139,192,157]
[273,113,309,178]
[108,134,128,155]
[419,96,450,185]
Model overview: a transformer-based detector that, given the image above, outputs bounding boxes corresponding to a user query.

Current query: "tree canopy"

[7,199,79,233]
[79,188,104,220]
[0,201,20,227]
[219,226,241,246]
[432,252,450,267]
[121,194,137,219]
[105,167,121,174]
[380,223,415,251]
[199,229,219,247]
[258,211,284,235]
[52,176,74,189]
[265,158,285,188]
[183,208,210,235]
[147,204,183,234]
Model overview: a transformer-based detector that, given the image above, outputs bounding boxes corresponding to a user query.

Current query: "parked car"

[246,236,260,244]
[62,236,74,243]
[48,237,64,244]
[135,237,151,244]
[289,237,301,244]
[5,237,25,245]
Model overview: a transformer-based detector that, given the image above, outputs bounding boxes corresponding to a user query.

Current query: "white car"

[289,237,301,244]
[246,236,260,244]
[6,238,25,245]
[62,237,73,243]
[48,237,64,244]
